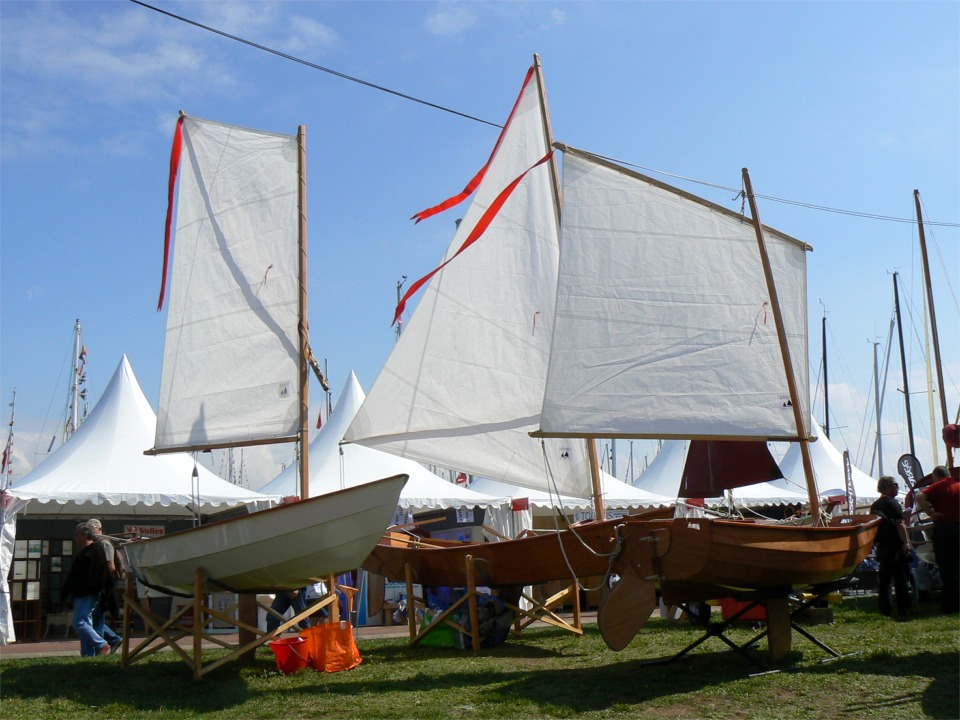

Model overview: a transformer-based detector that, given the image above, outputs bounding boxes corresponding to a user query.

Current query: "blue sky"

[2,0,957,490]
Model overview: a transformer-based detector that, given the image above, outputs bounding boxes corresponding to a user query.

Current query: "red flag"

[409,66,535,224]
[455,472,467,485]
[157,115,185,311]
[393,151,554,325]
[316,408,323,430]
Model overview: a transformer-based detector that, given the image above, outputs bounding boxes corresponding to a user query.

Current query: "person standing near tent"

[915,466,959,614]
[88,518,122,652]
[870,476,913,619]
[62,522,114,656]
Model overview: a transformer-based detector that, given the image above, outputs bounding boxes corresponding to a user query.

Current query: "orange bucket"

[268,636,309,675]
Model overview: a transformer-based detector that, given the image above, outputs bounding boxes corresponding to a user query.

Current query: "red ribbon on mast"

[157,115,185,311]
[393,150,554,326]
[408,66,535,224]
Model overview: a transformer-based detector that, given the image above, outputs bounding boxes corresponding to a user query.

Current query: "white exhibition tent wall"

[260,372,514,534]
[469,472,672,523]
[1,356,278,644]
[773,417,880,505]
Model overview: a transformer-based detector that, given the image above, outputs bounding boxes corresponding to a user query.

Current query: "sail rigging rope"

[539,441,620,594]
[128,0,959,230]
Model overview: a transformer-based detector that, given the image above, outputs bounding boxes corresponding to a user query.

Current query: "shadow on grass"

[0,656,254,713]
[2,620,954,717]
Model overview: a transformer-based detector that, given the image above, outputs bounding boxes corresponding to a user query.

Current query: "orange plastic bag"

[299,622,362,673]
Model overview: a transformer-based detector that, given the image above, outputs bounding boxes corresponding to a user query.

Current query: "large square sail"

[540,148,810,440]
[153,116,300,452]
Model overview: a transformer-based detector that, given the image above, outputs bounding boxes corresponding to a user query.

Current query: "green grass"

[1,596,957,719]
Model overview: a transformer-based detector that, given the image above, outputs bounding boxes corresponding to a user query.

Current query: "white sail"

[540,148,810,440]
[153,117,301,452]
[344,66,592,497]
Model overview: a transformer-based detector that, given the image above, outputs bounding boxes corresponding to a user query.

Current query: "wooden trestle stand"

[120,569,354,680]
[402,554,583,650]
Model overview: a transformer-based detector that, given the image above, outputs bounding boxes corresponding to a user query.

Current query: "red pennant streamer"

[409,66,535,224]
[393,150,554,326]
[157,116,185,311]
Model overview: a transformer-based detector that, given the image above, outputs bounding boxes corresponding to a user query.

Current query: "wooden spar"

[533,54,562,214]
[741,169,821,521]
[534,53,605,520]
[892,272,916,456]
[586,438,606,521]
[298,125,310,498]
[914,190,953,470]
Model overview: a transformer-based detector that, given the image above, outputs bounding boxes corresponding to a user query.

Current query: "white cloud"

[281,16,339,55]
[0,3,237,157]
[549,8,568,25]
[426,3,478,37]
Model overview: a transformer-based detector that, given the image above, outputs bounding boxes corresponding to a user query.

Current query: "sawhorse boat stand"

[402,554,583,650]
[646,579,853,670]
[120,569,353,680]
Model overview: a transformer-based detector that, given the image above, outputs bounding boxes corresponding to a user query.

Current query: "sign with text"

[125,524,165,539]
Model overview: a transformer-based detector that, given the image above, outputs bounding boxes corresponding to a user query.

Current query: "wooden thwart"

[120,569,354,680]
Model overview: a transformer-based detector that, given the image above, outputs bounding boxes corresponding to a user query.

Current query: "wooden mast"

[914,190,953,470]
[298,125,310,498]
[534,53,605,520]
[742,169,821,521]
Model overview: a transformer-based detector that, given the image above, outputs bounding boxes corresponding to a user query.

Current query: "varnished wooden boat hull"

[124,474,407,595]
[364,511,879,603]
[614,515,881,603]
[362,508,673,588]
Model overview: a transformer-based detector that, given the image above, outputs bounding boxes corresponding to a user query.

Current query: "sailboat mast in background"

[892,271,916,457]
[914,190,953,470]
[65,318,87,443]
[1,391,15,490]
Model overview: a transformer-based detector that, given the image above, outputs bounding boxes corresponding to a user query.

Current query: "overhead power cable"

[130,0,959,229]
[127,0,501,129]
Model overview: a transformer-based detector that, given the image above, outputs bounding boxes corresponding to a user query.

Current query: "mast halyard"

[741,169,822,521]
[914,190,953,470]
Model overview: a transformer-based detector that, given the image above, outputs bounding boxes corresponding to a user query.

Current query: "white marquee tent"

[469,473,672,518]
[9,356,278,516]
[260,372,511,516]
[773,417,880,505]
[1,355,278,644]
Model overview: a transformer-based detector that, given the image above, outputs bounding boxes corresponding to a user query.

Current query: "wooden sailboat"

[536,145,879,648]
[348,61,878,654]
[122,114,406,598]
